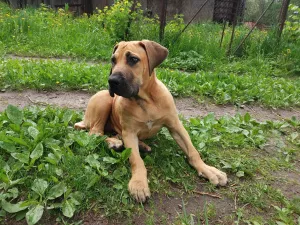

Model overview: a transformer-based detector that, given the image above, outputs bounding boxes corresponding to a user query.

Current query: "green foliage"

[94,0,144,41]
[0,105,135,224]
[0,105,299,224]
[273,205,295,225]
[244,0,282,25]
[285,4,300,42]
[163,50,210,71]
[158,68,300,107]
[0,2,113,59]
[0,1,299,76]
[164,22,228,65]
[185,113,266,176]
[0,59,110,91]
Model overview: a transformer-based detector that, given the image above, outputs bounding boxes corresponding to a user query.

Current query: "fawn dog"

[75,40,227,202]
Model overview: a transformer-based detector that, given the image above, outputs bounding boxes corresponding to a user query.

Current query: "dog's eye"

[129,56,139,65]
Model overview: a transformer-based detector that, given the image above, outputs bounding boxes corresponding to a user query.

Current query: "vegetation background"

[0,0,299,224]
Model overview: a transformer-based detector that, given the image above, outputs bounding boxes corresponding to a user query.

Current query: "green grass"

[0,58,299,107]
[0,59,110,91]
[0,2,299,74]
[0,3,113,60]
[0,105,299,224]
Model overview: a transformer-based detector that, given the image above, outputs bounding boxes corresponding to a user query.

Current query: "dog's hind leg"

[78,90,112,135]
[106,135,124,151]
[74,90,124,150]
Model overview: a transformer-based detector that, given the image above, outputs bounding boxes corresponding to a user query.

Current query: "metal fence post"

[159,0,168,42]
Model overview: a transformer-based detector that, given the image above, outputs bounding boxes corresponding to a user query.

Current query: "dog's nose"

[108,75,123,87]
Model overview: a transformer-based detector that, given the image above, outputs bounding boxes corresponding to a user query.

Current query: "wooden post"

[220,20,227,47]
[227,0,239,55]
[84,0,93,15]
[159,0,167,42]
[278,0,291,39]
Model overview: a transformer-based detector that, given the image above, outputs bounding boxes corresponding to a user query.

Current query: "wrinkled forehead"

[114,41,146,58]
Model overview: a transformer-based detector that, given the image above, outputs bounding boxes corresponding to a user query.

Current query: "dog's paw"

[74,121,86,130]
[139,141,152,153]
[106,138,123,151]
[128,177,151,203]
[199,165,227,186]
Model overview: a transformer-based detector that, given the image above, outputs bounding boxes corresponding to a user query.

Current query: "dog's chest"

[129,98,167,139]
[146,120,154,129]
[138,117,163,139]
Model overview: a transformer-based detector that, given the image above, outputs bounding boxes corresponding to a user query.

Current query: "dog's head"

[108,40,168,98]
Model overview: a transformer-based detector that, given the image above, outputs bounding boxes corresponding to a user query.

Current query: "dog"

[74,40,227,202]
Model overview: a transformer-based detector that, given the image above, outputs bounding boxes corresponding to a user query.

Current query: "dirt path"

[1,90,299,120]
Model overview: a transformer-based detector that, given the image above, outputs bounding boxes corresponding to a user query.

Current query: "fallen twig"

[192,190,222,199]
[242,203,249,209]
[234,192,237,210]
[26,95,48,106]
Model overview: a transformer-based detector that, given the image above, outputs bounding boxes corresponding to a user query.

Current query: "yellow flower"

[287,49,291,54]
[56,81,60,84]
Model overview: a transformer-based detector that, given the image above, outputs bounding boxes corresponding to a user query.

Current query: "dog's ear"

[109,43,119,76]
[139,40,168,76]
[112,44,119,54]
[109,44,119,97]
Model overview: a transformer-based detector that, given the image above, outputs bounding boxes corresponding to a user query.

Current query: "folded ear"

[139,40,168,76]
[112,43,119,54]
[109,43,119,76]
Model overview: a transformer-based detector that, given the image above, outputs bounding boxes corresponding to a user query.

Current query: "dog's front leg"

[166,117,227,186]
[122,131,150,202]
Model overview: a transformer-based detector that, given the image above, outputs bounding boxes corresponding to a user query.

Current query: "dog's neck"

[135,71,158,103]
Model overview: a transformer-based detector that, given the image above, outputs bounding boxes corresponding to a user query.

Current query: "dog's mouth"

[108,73,139,98]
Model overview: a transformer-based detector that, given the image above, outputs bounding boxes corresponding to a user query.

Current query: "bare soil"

[1,90,300,121]
[130,184,236,225]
